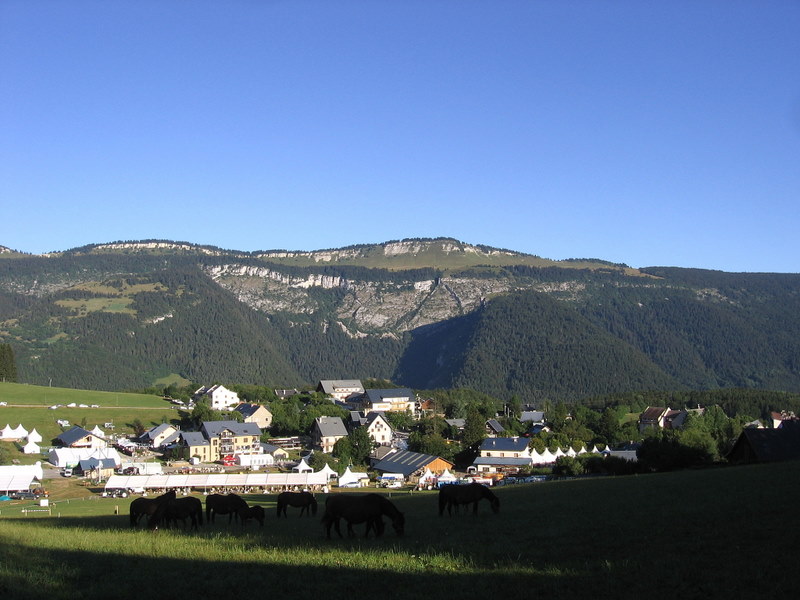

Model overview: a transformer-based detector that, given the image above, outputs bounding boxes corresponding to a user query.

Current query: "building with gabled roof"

[234,403,273,429]
[727,421,800,463]
[349,411,393,446]
[139,423,179,449]
[311,416,349,453]
[372,449,454,478]
[486,419,505,437]
[317,380,364,402]
[56,426,107,449]
[193,384,240,411]
[181,432,212,463]
[472,436,533,473]
[353,388,415,414]
[201,420,262,462]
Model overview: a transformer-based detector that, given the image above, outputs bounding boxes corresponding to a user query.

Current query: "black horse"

[238,504,265,526]
[321,493,404,539]
[149,496,204,530]
[129,490,176,527]
[438,482,500,516]
[276,491,318,517]
[206,493,248,524]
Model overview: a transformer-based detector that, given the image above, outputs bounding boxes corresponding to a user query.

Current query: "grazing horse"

[238,504,265,527]
[321,493,404,539]
[129,490,176,527]
[276,491,318,517]
[149,496,203,530]
[206,493,248,524]
[438,482,500,516]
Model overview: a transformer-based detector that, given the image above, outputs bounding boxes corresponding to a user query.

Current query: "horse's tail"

[276,499,283,517]
[311,498,318,516]
[438,491,447,516]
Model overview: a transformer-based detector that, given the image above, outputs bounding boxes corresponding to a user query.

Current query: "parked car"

[11,491,37,500]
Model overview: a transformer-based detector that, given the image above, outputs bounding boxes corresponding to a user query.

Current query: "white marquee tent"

[104,470,331,494]
[0,462,43,493]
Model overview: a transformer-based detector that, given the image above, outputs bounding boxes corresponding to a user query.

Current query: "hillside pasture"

[1,460,798,599]
[0,383,177,454]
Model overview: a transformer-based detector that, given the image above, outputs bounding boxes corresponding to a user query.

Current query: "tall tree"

[0,344,17,382]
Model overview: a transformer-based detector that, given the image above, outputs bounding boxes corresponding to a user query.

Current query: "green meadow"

[2,460,798,600]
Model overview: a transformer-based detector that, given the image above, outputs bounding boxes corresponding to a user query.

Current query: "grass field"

[1,460,798,600]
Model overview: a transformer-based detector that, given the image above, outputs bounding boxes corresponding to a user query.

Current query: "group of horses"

[128,482,500,537]
[130,491,266,530]
[319,482,500,539]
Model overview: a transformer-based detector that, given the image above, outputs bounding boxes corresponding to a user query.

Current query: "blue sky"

[2,1,798,273]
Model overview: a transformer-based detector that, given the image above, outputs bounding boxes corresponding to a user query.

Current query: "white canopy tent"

[22,441,41,455]
[49,447,122,468]
[27,428,43,443]
[338,466,369,488]
[0,462,43,493]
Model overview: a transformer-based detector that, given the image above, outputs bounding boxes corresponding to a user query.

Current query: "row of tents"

[103,464,375,494]
[0,424,44,454]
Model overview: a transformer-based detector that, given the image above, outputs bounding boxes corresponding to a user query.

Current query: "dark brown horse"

[238,504,265,526]
[129,490,176,527]
[149,495,204,530]
[438,482,500,516]
[321,493,404,539]
[206,493,248,524]
[276,491,318,517]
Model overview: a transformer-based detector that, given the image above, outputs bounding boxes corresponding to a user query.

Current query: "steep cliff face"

[205,261,593,338]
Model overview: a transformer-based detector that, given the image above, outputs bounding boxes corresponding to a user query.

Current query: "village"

[3,378,799,502]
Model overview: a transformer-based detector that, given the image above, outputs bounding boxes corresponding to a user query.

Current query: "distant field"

[0,383,179,452]
[0,460,797,599]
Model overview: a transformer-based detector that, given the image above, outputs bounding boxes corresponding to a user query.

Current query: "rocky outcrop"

[205,262,589,337]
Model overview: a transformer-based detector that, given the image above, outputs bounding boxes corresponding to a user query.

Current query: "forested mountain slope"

[0,239,798,401]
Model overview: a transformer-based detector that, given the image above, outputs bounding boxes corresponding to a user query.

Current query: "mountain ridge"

[1,237,798,400]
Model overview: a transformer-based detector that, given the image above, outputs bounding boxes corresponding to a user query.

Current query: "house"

[349,411,393,446]
[416,398,437,416]
[472,436,533,473]
[520,410,546,424]
[274,388,300,400]
[181,431,212,464]
[317,380,365,402]
[770,410,799,429]
[311,416,349,453]
[638,407,669,432]
[261,443,289,461]
[139,423,179,449]
[78,457,116,479]
[56,426,107,449]
[193,384,240,411]
[486,419,505,437]
[234,403,273,429]
[639,406,705,433]
[445,418,465,432]
[371,449,454,479]
[200,421,263,463]
[726,422,800,463]
[353,388,416,414]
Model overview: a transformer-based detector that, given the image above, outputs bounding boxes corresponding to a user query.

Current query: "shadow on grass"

[4,463,800,600]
